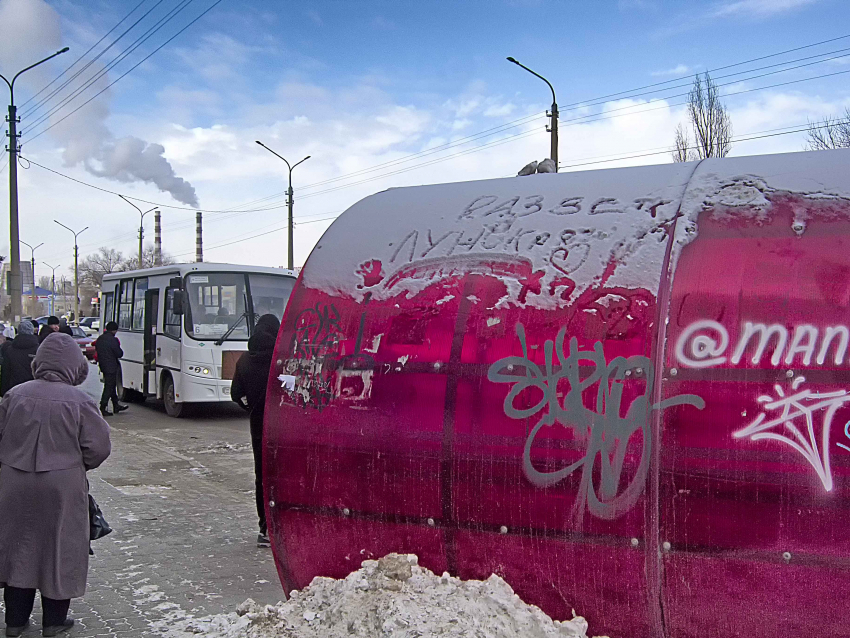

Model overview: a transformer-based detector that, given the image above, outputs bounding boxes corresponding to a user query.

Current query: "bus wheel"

[163,374,184,418]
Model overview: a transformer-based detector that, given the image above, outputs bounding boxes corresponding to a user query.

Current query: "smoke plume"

[0,0,199,207]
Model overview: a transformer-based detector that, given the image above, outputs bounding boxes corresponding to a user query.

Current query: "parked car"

[77,316,100,335]
[70,325,96,360]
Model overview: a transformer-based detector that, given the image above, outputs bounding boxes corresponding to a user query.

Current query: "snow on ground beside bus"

[156,553,600,638]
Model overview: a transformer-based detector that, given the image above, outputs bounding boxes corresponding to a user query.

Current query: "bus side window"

[164,288,182,339]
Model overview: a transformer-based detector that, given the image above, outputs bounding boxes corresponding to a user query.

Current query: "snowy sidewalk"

[1,377,282,637]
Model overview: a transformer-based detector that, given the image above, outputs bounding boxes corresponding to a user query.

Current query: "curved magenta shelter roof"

[264,149,850,638]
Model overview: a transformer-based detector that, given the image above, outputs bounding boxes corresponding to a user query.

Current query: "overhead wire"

[24,0,225,144]
[185,120,840,255]
[23,32,850,210]
[23,0,197,135]
[22,60,850,215]
[23,33,850,259]
[20,0,159,114]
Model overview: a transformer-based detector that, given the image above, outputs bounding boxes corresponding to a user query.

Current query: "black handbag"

[89,494,112,541]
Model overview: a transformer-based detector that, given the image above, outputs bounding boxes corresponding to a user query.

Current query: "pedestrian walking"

[94,322,127,417]
[231,313,280,548]
[0,322,39,396]
[37,316,60,344]
[0,333,111,637]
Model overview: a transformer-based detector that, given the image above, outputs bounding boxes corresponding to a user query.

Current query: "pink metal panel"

[265,149,850,637]
[661,186,850,637]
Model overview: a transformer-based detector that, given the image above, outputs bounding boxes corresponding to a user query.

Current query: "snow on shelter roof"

[302,148,850,309]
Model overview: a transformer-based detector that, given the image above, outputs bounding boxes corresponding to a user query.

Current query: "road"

[3,364,284,636]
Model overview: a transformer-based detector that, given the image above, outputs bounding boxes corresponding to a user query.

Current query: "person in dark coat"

[0,321,39,396]
[231,314,280,547]
[58,318,73,336]
[0,332,111,637]
[38,316,60,344]
[94,322,127,417]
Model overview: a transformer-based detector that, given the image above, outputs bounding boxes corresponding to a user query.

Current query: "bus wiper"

[215,312,248,346]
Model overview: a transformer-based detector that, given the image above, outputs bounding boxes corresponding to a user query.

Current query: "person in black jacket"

[0,321,39,395]
[231,314,280,548]
[58,318,73,336]
[94,322,128,417]
[38,316,61,344]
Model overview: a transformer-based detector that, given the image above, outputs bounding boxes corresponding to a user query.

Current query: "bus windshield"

[248,273,295,321]
[184,271,295,341]
[185,272,249,340]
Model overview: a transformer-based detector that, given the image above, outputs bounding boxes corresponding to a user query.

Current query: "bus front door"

[143,289,159,396]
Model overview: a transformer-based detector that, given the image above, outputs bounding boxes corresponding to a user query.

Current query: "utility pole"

[54,221,87,322]
[506,56,559,170]
[118,195,156,269]
[1,47,69,321]
[255,141,310,270]
[20,240,43,316]
[43,262,59,316]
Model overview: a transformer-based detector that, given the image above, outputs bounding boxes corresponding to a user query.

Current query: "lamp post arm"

[118,194,143,216]
[11,47,69,87]
[255,141,292,171]
[54,219,75,235]
[506,57,556,104]
[292,155,311,171]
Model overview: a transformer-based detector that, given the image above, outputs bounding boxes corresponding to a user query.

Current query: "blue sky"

[1,0,849,278]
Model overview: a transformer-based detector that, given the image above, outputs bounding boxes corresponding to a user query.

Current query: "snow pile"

[159,553,600,637]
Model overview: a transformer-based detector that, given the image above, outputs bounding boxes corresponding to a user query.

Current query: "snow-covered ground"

[156,554,601,638]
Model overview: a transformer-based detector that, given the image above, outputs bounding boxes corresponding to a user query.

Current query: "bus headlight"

[187,364,212,376]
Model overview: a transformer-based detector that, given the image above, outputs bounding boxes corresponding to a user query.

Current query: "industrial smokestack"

[154,210,162,266]
[195,211,203,263]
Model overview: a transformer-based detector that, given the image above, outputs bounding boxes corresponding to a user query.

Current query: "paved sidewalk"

[2,369,284,636]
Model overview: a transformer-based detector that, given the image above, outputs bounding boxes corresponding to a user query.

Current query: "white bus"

[101,263,296,417]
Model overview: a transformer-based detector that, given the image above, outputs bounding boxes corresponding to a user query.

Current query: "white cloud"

[711,0,820,18]
[651,64,693,77]
[305,9,322,26]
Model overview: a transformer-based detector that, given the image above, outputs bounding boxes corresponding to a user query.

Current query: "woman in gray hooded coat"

[0,333,111,637]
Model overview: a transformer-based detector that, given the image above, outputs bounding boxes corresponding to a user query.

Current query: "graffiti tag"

[488,323,704,526]
[734,376,850,491]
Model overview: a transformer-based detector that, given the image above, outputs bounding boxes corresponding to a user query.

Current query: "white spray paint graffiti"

[675,320,850,368]
[734,376,850,491]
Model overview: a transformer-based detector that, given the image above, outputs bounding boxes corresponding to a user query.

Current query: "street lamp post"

[1,46,69,321]
[506,56,559,171]
[20,240,43,316]
[255,141,310,270]
[54,221,87,321]
[118,195,157,268]
[43,262,59,316]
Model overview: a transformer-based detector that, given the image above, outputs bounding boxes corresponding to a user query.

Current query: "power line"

[179,124,841,256]
[20,0,156,113]
[23,0,196,134]
[558,32,850,109]
[24,63,850,215]
[24,0,224,144]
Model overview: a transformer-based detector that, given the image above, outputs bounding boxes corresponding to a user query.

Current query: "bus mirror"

[172,291,186,315]
[169,276,183,290]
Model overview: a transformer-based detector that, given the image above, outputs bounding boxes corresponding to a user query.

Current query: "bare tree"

[672,73,732,162]
[38,276,53,290]
[807,108,850,150]
[672,124,692,162]
[79,248,125,288]
[121,245,176,271]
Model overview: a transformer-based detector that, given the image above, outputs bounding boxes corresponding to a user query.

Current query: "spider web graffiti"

[734,376,850,491]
